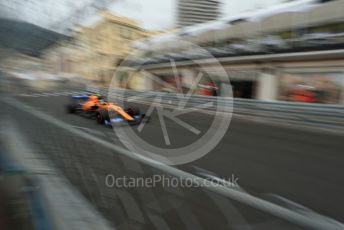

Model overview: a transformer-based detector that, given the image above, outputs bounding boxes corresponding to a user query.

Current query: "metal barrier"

[0,154,53,230]
[0,117,114,230]
[86,86,344,132]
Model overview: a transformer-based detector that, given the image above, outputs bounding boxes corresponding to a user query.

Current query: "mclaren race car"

[65,94,148,126]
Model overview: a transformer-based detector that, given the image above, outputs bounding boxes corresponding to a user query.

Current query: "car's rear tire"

[96,108,110,124]
[66,102,77,114]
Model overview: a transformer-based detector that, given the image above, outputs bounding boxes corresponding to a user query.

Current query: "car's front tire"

[96,108,110,124]
[66,102,77,114]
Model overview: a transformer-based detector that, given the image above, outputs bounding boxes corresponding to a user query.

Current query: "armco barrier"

[86,86,344,132]
[0,154,53,230]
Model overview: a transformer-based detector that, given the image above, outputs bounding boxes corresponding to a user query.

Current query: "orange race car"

[65,94,148,126]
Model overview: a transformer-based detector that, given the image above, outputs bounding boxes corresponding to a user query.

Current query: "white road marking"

[70,125,107,137]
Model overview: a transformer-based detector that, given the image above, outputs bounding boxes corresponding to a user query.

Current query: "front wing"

[104,114,148,126]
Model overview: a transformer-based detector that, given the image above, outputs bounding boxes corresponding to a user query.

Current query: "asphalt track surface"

[2,78,344,229]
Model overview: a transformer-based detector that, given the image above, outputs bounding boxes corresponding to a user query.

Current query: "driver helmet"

[95,93,103,100]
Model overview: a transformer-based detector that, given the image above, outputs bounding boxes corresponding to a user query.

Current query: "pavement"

[1,74,344,230]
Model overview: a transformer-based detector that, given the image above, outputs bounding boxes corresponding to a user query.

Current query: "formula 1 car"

[65,94,148,126]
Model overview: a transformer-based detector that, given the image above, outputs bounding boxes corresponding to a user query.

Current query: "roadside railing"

[0,154,53,230]
[0,118,114,230]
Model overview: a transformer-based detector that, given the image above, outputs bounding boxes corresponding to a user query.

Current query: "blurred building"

[0,52,44,72]
[74,11,149,84]
[129,0,344,104]
[177,0,220,27]
[42,11,149,85]
[43,39,75,74]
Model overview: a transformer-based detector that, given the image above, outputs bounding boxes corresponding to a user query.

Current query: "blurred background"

[1,0,344,229]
